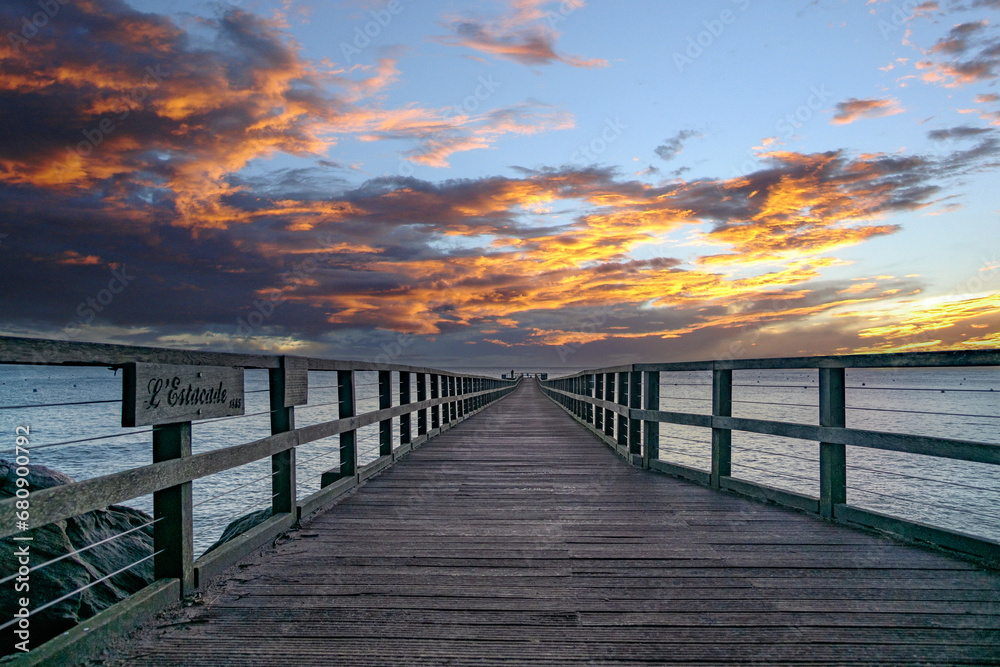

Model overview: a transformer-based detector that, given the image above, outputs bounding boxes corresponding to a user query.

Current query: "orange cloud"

[916,19,1000,87]
[839,292,1000,352]
[696,151,908,265]
[831,97,905,124]
[0,5,577,230]
[54,251,102,266]
[436,0,607,68]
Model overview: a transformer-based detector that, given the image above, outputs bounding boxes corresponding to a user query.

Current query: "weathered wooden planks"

[108,380,1000,666]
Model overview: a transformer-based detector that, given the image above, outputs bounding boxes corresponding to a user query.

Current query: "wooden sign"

[123,362,245,427]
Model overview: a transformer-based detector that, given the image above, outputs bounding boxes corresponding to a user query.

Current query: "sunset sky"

[1,0,998,368]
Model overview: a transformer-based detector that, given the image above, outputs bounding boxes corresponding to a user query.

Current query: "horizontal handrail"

[0,385,515,538]
[544,386,1000,465]
[548,349,1000,378]
[0,336,521,663]
[0,383,516,533]
[538,350,1000,565]
[0,335,496,377]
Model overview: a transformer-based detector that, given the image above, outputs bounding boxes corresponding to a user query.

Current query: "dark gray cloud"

[927,125,995,140]
[654,129,703,161]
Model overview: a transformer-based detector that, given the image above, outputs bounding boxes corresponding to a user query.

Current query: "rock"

[202,508,273,556]
[0,460,154,656]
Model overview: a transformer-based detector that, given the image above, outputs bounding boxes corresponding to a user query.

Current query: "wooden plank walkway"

[109,380,1000,666]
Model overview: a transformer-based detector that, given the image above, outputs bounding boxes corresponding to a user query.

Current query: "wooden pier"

[108,380,1000,666]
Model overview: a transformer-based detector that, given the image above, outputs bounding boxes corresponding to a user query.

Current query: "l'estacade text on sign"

[122,362,245,427]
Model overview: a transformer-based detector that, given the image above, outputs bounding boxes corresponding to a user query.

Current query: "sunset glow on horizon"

[1,0,998,367]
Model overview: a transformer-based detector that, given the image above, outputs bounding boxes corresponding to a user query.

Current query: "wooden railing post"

[617,372,628,448]
[330,370,356,483]
[459,377,466,418]
[417,373,427,436]
[152,422,194,596]
[594,374,604,432]
[431,374,440,430]
[643,370,660,468]
[379,370,392,457]
[820,367,847,519]
[440,375,449,427]
[604,372,615,438]
[399,371,411,446]
[628,371,642,463]
[442,376,450,425]
[586,374,595,425]
[711,368,732,489]
[269,357,305,516]
[449,376,457,422]
[570,376,577,417]
[447,375,455,423]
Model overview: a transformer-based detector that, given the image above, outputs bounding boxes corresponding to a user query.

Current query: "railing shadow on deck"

[539,349,1000,571]
[0,336,519,665]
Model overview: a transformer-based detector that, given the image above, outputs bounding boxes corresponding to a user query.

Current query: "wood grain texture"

[123,362,244,426]
[109,381,1000,666]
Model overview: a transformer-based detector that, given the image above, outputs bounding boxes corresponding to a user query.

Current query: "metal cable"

[192,469,281,509]
[733,399,818,409]
[659,433,706,445]
[845,385,996,393]
[657,444,711,459]
[0,549,164,632]
[731,444,818,465]
[731,462,817,485]
[732,384,815,389]
[0,517,163,586]
[217,491,280,521]
[0,399,120,411]
[845,405,1000,420]
[30,429,154,451]
[845,463,1000,494]
[296,442,349,466]
[197,409,273,425]
[295,400,346,410]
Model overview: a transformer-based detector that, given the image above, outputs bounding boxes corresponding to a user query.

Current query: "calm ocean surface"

[1,365,997,555]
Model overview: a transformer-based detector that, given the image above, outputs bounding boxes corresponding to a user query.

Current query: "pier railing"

[0,336,517,664]
[539,350,1000,565]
